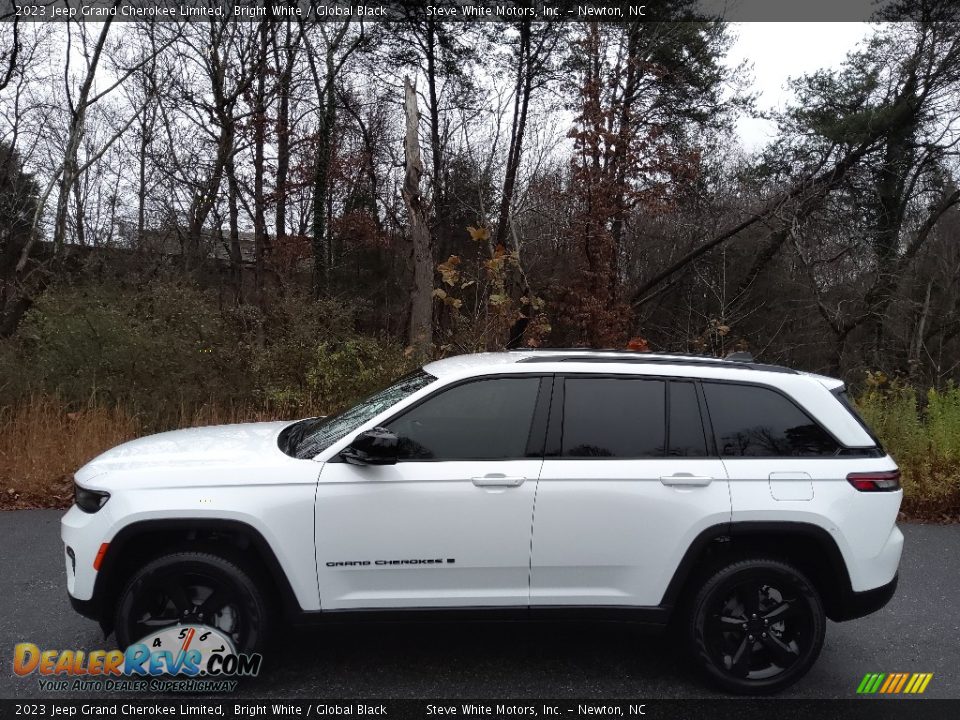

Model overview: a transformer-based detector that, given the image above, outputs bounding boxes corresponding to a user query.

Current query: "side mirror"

[341,427,399,466]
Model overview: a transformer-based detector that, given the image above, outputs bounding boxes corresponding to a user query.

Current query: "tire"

[687,558,826,695]
[114,551,272,653]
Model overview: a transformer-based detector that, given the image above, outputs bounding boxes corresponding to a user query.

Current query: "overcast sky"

[728,22,874,149]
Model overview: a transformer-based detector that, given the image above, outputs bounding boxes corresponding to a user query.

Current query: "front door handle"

[472,474,526,488]
[660,474,713,487]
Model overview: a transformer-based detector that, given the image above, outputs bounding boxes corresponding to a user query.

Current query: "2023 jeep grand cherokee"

[62,350,902,693]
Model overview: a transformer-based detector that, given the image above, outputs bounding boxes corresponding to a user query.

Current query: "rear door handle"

[660,474,713,487]
[472,474,526,488]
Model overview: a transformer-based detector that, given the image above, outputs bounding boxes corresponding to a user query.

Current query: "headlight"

[74,484,110,513]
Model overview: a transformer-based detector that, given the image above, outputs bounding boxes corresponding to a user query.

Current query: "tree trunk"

[312,96,335,298]
[274,21,295,245]
[52,19,114,253]
[402,77,433,361]
[226,157,243,304]
[494,21,531,251]
[137,112,149,244]
[253,19,271,313]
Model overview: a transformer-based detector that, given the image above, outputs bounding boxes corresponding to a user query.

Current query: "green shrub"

[304,338,412,414]
[0,282,412,429]
[5,282,248,418]
[925,383,960,463]
[856,378,960,519]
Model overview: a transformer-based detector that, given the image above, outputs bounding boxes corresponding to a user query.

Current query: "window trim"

[374,373,553,463]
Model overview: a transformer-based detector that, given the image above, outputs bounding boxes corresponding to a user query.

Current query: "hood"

[75,421,293,484]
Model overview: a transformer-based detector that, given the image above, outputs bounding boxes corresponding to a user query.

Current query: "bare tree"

[402,77,433,359]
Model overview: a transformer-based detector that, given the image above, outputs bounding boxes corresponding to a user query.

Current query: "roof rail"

[516,352,797,374]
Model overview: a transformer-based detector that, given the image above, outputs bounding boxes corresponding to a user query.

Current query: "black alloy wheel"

[688,558,826,694]
[114,552,271,653]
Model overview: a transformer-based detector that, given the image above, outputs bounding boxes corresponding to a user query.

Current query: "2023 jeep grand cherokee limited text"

[62,350,902,693]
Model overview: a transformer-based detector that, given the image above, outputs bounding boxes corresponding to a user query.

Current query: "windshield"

[281,369,436,460]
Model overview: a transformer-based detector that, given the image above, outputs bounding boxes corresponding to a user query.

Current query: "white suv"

[62,350,902,693]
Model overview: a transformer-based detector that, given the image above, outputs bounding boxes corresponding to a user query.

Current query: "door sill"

[291,604,671,627]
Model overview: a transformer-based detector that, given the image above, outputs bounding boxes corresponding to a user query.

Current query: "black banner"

[2,700,960,720]
[0,0,946,24]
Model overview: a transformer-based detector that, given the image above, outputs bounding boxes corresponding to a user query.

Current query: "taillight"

[847,470,901,492]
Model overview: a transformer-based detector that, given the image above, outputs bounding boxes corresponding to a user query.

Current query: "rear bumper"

[831,573,898,622]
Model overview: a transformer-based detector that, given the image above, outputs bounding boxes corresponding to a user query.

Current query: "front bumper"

[68,592,102,621]
[62,503,112,601]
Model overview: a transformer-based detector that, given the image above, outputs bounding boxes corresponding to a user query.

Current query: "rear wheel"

[687,558,825,694]
[114,551,271,653]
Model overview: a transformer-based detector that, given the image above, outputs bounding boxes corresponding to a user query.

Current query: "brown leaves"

[626,337,650,352]
[437,255,461,287]
[434,226,552,349]
[467,225,490,243]
[432,288,462,310]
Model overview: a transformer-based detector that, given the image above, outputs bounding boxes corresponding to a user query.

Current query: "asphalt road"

[1,510,957,699]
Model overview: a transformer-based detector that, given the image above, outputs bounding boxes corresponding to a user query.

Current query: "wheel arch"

[661,521,854,621]
[92,518,303,635]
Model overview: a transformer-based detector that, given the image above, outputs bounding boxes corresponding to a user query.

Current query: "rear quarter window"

[702,382,840,457]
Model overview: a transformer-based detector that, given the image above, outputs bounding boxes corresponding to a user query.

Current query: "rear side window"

[702,383,839,457]
[385,377,541,460]
[562,377,665,457]
[668,382,709,457]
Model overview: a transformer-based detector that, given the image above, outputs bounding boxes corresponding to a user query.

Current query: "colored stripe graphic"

[879,674,896,693]
[857,672,933,694]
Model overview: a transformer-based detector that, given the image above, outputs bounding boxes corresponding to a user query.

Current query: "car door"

[314,375,550,610]
[531,375,731,607]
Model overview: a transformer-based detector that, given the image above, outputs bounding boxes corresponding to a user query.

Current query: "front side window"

[385,377,542,460]
[561,377,666,457]
[283,370,436,459]
[702,382,839,457]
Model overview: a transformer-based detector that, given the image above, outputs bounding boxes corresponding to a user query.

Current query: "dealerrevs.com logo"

[13,625,261,693]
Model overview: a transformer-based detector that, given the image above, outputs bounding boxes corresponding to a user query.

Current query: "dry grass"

[0,396,141,509]
[0,396,296,510]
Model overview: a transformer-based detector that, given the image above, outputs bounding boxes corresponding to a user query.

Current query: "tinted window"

[669,382,708,457]
[562,378,665,457]
[385,377,541,460]
[703,383,839,457]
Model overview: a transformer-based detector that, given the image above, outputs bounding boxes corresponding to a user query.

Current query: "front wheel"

[687,558,825,694]
[114,551,272,653]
